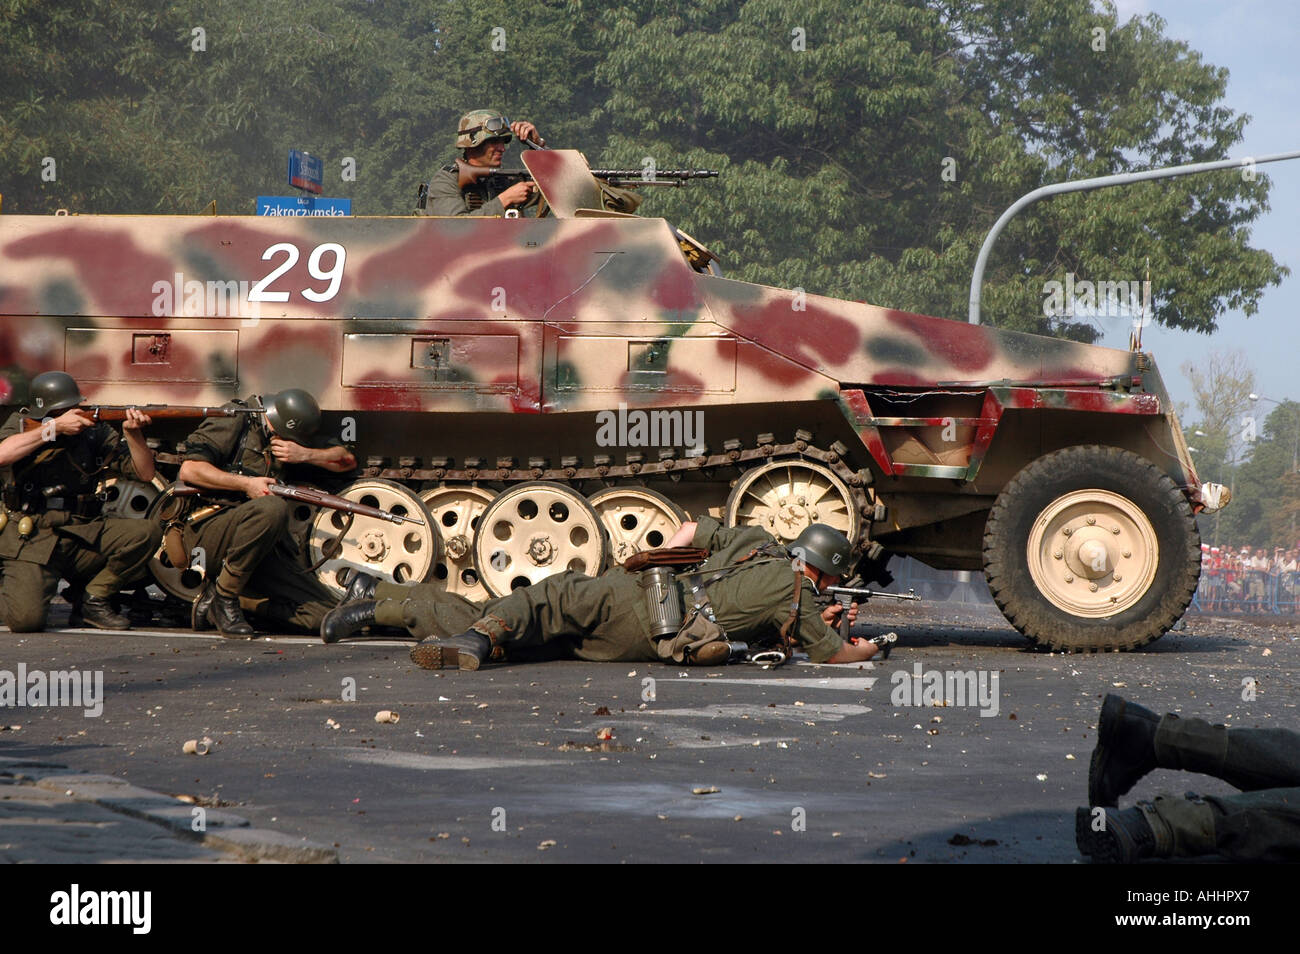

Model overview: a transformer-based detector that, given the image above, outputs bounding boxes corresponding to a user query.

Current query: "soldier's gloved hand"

[244,476,277,498]
[270,437,312,464]
[121,407,152,431]
[54,408,95,436]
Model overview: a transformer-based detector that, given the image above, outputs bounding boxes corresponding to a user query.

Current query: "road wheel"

[420,483,496,601]
[588,485,687,564]
[307,479,439,597]
[473,481,609,596]
[983,445,1200,652]
[725,458,859,545]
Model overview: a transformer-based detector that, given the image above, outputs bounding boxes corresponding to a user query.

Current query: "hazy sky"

[1097,0,1299,417]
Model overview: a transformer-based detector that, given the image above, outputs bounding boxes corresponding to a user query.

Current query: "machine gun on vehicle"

[453,160,720,192]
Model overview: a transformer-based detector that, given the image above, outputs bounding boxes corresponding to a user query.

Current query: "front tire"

[983,446,1200,652]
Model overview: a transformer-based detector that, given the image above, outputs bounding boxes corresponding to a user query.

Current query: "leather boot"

[80,594,131,631]
[320,600,378,644]
[1075,804,1160,863]
[1089,694,1161,807]
[191,583,216,632]
[208,590,254,638]
[338,568,379,603]
[686,641,747,665]
[409,630,492,671]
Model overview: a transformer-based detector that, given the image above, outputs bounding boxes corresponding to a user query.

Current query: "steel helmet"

[456,110,512,149]
[790,524,853,576]
[265,388,321,439]
[27,371,83,417]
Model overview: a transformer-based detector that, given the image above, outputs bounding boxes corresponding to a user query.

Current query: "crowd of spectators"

[1194,543,1300,614]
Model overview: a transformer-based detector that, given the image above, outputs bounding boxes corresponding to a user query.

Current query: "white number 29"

[248,242,346,303]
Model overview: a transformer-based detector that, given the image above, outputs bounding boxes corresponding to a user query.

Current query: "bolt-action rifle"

[20,405,265,432]
[170,481,424,526]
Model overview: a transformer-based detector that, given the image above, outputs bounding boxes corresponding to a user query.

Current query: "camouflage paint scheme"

[0,149,1204,583]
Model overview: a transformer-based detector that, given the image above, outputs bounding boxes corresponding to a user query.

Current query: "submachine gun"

[816,575,920,643]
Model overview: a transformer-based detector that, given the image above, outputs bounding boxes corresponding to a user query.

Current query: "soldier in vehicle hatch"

[175,389,356,637]
[0,371,161,632]
[426,110,545,216]
[320,519,898,670]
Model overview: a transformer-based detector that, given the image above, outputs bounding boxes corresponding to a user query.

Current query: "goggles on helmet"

[464,116,512,140]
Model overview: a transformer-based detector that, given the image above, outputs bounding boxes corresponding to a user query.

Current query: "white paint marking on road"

[678,677,877,691]
[644,703,872,723]
[336,748,568,772]
[2,627,409,648]
[558,722,798,749]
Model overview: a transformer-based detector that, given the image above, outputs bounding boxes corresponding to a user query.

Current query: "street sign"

[288,149,324,194]
[256,195,352,216]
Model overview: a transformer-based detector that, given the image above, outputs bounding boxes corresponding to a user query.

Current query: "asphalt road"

[1,600,1295,863]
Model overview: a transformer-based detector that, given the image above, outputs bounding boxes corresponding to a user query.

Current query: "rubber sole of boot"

[1075,806,1131,863]
[410,642,481,671]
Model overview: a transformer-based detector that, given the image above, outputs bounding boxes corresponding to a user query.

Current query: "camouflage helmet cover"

[456,109,512,149]
[26,371,83,417]
[790,523,853,576]
[264,388,321,440]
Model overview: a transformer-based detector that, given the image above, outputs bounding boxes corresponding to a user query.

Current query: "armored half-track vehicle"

[0,149,1224,650]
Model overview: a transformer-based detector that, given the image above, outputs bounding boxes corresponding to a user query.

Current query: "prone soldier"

[174,389,356,637]
[0,371,162,631]
[321,518,898,670]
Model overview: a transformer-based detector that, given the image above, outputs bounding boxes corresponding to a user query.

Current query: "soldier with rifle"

[0,371,162,631]
[176,388,358,637]
[321,519,902,671]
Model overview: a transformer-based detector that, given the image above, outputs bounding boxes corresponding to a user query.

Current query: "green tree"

[1226,400,1300,548]
[1,0,1285,342]
[592,0,1286,337]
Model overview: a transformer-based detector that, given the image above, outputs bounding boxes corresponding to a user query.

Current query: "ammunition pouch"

[43,493,104,519]
[156,488,231,573]
[655,607,729,665]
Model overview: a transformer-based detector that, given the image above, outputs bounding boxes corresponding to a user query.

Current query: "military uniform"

[425,163,539,217]
[178,399,349,632]
[368,516,844,663]
[1135,714,1300,862]
[0,413,161,632]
